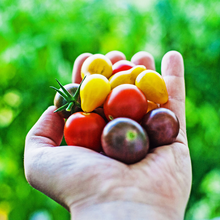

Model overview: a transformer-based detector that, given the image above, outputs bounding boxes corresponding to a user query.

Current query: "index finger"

[161,51,186,136]
[72,53,92,83]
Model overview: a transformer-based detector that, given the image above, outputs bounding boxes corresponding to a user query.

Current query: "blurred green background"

[0,0,220,219]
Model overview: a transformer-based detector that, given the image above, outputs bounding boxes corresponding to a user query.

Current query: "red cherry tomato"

[64,112,106,152]
[112,60,135,75]
[103,84,148,122]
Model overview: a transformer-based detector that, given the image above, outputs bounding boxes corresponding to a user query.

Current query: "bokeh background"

[1,0,220,219]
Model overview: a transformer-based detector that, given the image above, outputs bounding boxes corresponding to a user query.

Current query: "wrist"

[70,200,184,220]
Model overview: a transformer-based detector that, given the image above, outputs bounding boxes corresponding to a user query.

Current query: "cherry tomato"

[101,117,149,164]
[103,84,148,122]
[53,83,81,119]
[112,60,135,75]
[80,74,111,112]
[64,112,106,152]
[141,108,179,148]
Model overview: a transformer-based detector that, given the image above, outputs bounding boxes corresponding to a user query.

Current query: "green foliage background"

[0,0,220,219]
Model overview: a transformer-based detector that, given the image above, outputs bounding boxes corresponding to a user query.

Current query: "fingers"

[25,106,65,150]
[131,51,155,70]
[72,51,126,83]
[72,53,92,83]
[105,50,126,64]
[106,51,155,70]
[72,51,155,84]
[161,51,186,135]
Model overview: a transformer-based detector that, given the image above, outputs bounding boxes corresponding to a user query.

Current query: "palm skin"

[24,51,192,220]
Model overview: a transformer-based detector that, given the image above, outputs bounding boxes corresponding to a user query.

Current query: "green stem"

[55,79,73,100]
[54,102,69,112]
[126,130,137,141]
[75,101,81,108]
[72,75,86,100]
[50,86,69,101]
[51,76,86,114]
[66,102,74,112]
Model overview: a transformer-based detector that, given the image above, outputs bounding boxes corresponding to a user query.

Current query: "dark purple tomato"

[101,117,149,164]
[141,108,179,148]
[54,83,81,118]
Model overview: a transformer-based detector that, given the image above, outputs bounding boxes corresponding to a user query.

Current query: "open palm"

[24,51,192,220]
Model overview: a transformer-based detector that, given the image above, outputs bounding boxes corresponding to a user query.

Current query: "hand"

[24,51,192,220]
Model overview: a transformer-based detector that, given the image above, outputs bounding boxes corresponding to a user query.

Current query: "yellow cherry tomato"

[135,70,168,104]
[80,74,111,112]
[109,65,146,89]
[81,54,112,79]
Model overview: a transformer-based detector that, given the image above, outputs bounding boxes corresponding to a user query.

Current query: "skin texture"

[24,51,192,220]
[105,50,126,64]
[131,51,155,70]
[72,53,92,84]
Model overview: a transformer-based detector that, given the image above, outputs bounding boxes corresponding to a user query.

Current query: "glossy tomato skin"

[103,84,148,122]
[101,117,149,164]
[64,112,106,152]
[141,108,179,148]
[112,60,135,75]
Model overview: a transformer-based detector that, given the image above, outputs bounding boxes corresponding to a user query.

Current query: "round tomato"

[64,112,106,152]
[103,84,148,122]
[112,60,135,75]
[53,83,81,119]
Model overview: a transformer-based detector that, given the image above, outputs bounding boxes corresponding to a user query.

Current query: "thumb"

[25,106,65,150]
[161,51,186,136]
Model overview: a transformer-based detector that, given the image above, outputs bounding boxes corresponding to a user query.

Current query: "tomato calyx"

[126,130,137,141]
[109,115,114,121]
[51,77,86,114]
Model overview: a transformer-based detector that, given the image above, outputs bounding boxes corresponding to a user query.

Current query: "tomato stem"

[50,86,69,101]
[55,79,73,100]
[72,76,86,101]
[75,101,81,108]
[126,130,137,141]
[51,76,86,114]
[54,102,69,112]
[109,115,114,121]
[66,102,74,112]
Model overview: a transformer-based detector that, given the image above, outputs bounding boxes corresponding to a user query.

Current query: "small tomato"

[135,70,168,104]
[112,60,135,75]
[80,74,111,112]
[109,65,146,89]
[53,83,81,118]
[103,84,148,122]
[64,112,106,152]
[101,117,149,164]
[81,54,112,79]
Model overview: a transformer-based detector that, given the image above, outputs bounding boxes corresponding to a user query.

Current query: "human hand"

[24,50,192,220]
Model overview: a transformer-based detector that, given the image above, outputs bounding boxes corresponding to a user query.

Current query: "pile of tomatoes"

[51,53,179,164]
